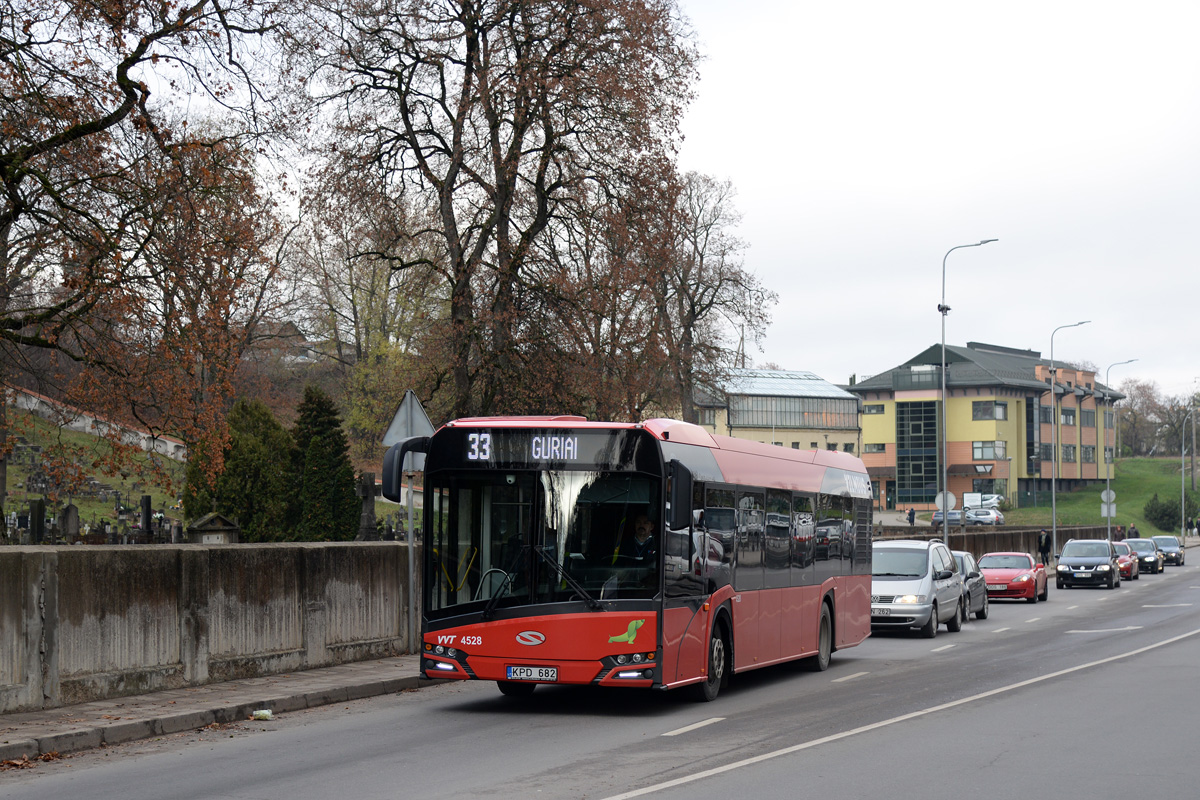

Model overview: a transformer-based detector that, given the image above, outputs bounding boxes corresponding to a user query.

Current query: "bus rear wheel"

[694,623,727,702]
[805,603,833,672]
[497,681,536,697]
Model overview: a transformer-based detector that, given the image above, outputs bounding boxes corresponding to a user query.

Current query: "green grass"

[1003,457,1194,533]
[6,409,185,531]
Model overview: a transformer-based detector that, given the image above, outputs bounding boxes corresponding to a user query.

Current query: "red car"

[978,552,1048,603]
[1112,541,1140,580]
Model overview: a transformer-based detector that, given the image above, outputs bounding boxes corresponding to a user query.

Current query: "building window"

[697,407,716,426]
[973,478,1007,497]
[1061,408,1076,425]
[1080,409,1096,427]
[972,400,1008,421]
[826,442,838,451]
[1104,410,1114,429]
[864,443,886,454]
[791,442,800,449]
[810,442,819,448]
[1082,445,1096,463]
[896,401,938,504]
[842,443,854,454]
[1039,443,1054,461]
[1062,444,1076,463]
[1104,446,1114,463]
[972,441,1007,460]
[772,441,783,447]
[863,404,884,415]
[1039,406,1054,424]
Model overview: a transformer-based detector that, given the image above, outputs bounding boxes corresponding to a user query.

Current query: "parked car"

[1125,537,1165,574]
[979,494,1005,509]
[1151,535,1186,566]
[1056,539,1121,589]
[1112,541,1140,581]
[978,551,1048,602]
[953,550,989,620]
[871,539,965,638]
[965,508,1005,526]
[931,510,964,526]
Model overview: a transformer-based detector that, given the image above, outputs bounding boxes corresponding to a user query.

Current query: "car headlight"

[1096,564,1110,571]
[893,595,926,604]
[1057,564,1070,572]
[1013,574,1031,582]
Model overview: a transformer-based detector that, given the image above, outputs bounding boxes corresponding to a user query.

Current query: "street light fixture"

[938,239,998,543]
[1185,405,1196,540]
[1103,358,1137,541]
[1050,320,1091,557]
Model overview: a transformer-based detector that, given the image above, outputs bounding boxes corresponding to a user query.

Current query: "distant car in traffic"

[1125,538,1165,574]
[1112,541,1140,581]
[931,510,964,526]
[978,551,1047,602]
[1056,539,1121,590]
[1151,535,1185,566]
[965,508,1004,526]
[952,550,989,620]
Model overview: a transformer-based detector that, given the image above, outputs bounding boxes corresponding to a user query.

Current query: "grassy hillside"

[1004,458,1194,534]
[5,409,184,532]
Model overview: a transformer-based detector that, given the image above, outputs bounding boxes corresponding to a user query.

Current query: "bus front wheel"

[497,680,536,698]
[694,623,728,702]
[805,603,833,672]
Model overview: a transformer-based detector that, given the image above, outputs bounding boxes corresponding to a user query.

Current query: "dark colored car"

[953,550,989,620]
[1151,535,1186,566]
[1125,538,1164,574]
[1055,539,1121,589]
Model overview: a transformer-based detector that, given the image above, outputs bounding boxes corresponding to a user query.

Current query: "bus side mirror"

[381,436,430,501]
[667,460,693,531]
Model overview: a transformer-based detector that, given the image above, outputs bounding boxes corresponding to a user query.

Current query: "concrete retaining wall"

[0,543,418,713]
[875,525,1117,556]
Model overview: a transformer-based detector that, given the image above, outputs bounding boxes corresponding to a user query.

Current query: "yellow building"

[848,342,1122,511]
[694,368,861,454]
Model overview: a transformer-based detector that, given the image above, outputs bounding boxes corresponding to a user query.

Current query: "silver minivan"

[870,539,966,638]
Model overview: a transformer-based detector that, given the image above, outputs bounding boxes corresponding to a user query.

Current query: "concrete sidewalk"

[0,654,432,763]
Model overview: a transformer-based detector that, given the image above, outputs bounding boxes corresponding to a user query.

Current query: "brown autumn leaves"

[0,0,774,502]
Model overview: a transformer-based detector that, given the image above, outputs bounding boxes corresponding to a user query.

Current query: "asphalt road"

[4,564,1198,800]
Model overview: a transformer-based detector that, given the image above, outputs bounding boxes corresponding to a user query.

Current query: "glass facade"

[896,401,938,504]
[728,395,858,430]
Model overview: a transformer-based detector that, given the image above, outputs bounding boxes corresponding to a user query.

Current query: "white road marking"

[992,627,1011,633]
[1143,604,1192,608]
[662,717,725,737]
[1067,605,1079,610]
[1065,626,1143,633]
[831,671,869,683]
[931,644,955,652]
[1025,618,1041,623]
[604,628,1200,800]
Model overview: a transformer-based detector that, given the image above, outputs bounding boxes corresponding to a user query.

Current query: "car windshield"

[1060,542,1110,558]
[872,548,928,577]
[1127,540,1155,553]
[1113,543,1131,555]
[978,554,1032,569]
[1152,537,1179,548]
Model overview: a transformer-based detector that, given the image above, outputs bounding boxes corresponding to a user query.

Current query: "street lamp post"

[1103,359,1137,540]
[1185,407,1196,541]
[939,239,998,543]
[1050,320,1091,557]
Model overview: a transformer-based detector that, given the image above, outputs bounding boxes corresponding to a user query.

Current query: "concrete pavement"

[0,654,433,764]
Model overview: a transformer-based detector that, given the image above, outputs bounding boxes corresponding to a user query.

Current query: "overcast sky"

[676,0,1199,399]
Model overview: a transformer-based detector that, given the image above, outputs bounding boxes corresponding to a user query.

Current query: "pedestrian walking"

[1129,524,1140,538]
[1037,529,1051,565]
[1114,525,1125,542]
[907,507,916,526]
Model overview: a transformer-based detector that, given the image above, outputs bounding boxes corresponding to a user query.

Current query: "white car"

[979,494,1004,509]
[965,508,1004,526]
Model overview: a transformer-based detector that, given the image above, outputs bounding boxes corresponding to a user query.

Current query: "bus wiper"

[481,546,525,621]
[532,545,603,611]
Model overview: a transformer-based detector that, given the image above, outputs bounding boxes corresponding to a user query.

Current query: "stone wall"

[0,543,418,713]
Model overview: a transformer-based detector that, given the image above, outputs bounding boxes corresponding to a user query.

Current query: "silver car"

[871,539,966,638]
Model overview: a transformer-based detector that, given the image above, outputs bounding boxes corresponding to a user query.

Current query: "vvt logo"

[516,631,546,646]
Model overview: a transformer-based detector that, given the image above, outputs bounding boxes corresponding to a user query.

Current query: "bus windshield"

[426,470,661,617]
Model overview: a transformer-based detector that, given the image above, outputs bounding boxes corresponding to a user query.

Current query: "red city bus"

[382,416,873,701]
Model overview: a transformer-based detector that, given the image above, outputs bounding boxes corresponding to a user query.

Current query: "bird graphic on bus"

[608,619,645,644]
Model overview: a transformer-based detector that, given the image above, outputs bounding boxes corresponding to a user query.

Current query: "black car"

[1056,539,1121,589]
[1151,535,1186,566]
[1126,538,1165,573]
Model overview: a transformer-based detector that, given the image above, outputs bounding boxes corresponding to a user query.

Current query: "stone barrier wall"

[874,525,1117,556]
[0,543,418,714]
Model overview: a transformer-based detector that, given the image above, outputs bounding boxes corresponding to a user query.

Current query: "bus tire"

[497,681,536,698]
[805,603,833,672]
[694,621,728,702]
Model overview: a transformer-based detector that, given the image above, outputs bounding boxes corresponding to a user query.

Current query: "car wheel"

[920,603,938,639]
[1057,579,1065,590]
[976,591,989,620]
[1039,580,1049,601]
[694,621,728,702]
[1027,585,1038,603]
[947,597,964,632]
[805,603,833,672]
[497,680,536,697]
[1107,571,1115,589]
